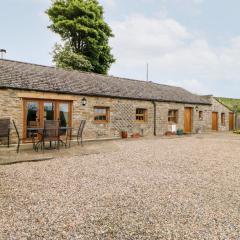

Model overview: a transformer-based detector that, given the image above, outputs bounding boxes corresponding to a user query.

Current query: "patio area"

[0,139,120,165]
[1,133,240,239]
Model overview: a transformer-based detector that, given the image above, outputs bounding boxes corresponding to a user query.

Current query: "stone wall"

[0,89,23,143]
[0,89,154,142]
[72,96,154,139]
[211,97,233,131]
[0,89,233,145]
[155,102,212,135]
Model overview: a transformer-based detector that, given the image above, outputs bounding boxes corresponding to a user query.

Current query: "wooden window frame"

[168,110,178,124]
[221,112,226,126]
[136,108,147,123]
[199,111,203,121]
[94,106,110,124]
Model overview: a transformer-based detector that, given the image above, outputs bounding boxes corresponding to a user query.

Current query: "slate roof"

[0,59,211,105]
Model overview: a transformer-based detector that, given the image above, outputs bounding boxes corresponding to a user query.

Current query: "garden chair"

[0,118,11,148]
[43,120,61,150]
[77,120,86,146]
[12,120,23,153]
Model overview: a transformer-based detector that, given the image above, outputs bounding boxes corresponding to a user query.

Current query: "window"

[199,111,203,120]
[221,113,225,126]
[94,107,109,123]
[44,102,54,121]
[136,108,147,122]
[168,110,178,124]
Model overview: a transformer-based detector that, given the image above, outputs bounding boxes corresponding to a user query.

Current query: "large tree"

[46,0,115,74]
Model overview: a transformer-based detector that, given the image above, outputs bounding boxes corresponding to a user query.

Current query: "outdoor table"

[27,127,74,151]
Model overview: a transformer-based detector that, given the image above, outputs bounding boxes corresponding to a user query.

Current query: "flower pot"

[165,131,175,136]
[131,133,140,138]
[177,129,184,136]
[121,131,128,138]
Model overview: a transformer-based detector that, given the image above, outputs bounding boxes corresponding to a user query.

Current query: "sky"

[1,0,240,97]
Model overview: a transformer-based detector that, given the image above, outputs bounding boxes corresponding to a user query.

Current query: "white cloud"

[192,0,204,4]
[167,79,210,94]
[109,14,240,97]
[99,0,116,9]
[164,0,205,5]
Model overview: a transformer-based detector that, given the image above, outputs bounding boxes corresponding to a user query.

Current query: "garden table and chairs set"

[0,118,86,153]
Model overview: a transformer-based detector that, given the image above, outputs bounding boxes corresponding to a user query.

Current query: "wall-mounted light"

[195,106,199,112]
[81,97,87,106]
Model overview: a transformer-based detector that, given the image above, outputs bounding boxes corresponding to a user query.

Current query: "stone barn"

[0,59,234,144]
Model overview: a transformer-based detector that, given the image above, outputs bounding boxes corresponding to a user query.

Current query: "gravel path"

[1,134,240,239]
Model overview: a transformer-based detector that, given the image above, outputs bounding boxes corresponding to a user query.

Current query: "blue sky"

[1,0,240,97]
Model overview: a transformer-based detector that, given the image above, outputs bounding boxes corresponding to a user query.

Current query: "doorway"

[23,99,72,141]
[212,112,218,131]
[184,107,192,133]
[229,112,234,131]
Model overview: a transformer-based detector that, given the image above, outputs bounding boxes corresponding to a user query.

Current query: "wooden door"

[229,112,234,131]
[184,107,192,133]
[212,112,218,131]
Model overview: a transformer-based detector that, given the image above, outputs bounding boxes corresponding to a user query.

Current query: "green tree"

[46,0,115,74]
[52,44,93,71]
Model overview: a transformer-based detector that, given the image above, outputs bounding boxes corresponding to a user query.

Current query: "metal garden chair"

[77,120,86,146]
[12,120,23,153]
[0,118,11,148]
[43,120,61,150]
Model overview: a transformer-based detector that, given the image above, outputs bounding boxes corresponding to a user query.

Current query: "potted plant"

[195,127,202,134]
[121,129,128,138]
[176,129,184,136]
[131,132,140,138]
[165,131,176,136]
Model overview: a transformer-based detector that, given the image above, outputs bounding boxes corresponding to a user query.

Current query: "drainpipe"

[233,104,238,130]
[152,101,157,136]
[235,111,238,130]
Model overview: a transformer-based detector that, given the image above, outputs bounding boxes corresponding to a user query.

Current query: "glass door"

[43,102,55,122]
[57,102,71,136]
[23,99,72,141]
[25,101,40,139]
[59,103,69,127]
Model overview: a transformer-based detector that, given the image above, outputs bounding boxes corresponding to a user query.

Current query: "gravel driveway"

[1,134,240,239]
